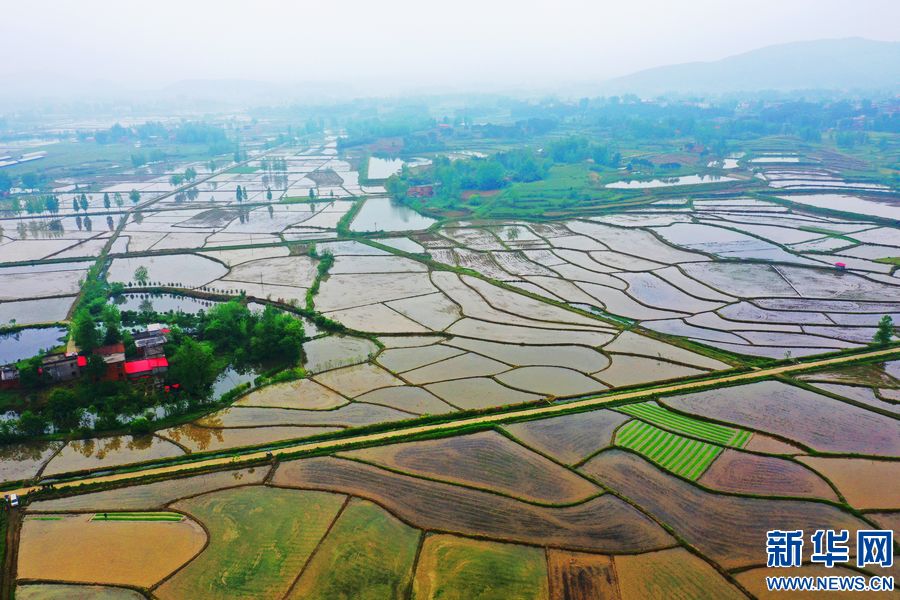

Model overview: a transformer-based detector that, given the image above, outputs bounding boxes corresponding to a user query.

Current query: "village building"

[92,343,128,381]
[40,354,82,382]
[132,324,169,358]
[0,366,18,390]
[124,357,169,380]
[407,184,434,198]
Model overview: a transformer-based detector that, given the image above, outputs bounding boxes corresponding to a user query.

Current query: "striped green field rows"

[615,420,723,480]
[91,512,184,522]
[615,402,752,447]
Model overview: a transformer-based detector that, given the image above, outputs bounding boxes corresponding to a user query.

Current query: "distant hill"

[603,38,900,95]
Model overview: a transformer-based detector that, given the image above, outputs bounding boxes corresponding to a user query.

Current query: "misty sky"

[2,0,898,90]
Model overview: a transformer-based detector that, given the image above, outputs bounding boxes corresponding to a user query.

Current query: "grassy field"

[288,498,420,600]
[615,420,723,480]
[2,141,218,180]
[157,486,345,600]
[412,534,548,600]
[615,402,751,447]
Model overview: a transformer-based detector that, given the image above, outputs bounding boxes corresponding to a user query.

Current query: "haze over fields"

[1,0,899,102]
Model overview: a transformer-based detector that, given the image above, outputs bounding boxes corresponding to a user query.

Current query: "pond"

[0,297,74,327]
[349,197,436,232]
[777,193,900,221]
[112,293,222,315]
[0,326,67,364]
[367,157,405,180]
[212,366,259,400]
[750,156,800,163]
[605,175,735,189]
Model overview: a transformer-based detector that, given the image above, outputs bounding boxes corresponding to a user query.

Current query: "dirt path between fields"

[7,347,898,500]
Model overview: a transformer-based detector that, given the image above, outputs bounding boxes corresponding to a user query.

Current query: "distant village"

[1,324,170,390]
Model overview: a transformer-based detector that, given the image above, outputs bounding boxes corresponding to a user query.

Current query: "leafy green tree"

[250,306,305,363]
[79,193,89,211]
[169,338,218,397]
[71,309,100,352]
[873,315,895,346]
[131,153,147,168]
[16,356,45,390]
[129,417,152,435]
[43,195,59,214]
[102,304,122,344]
[17,411,48,437]
[129,189,140,204]
[47,388,82,431]
[103,192,111,210]
[21,172,40,189]
[134,265,149,286]
[204,300,252,354]
[266,187,273,201]
[83,354,108,381]
[72,198,80,212]
[114,192,124,208]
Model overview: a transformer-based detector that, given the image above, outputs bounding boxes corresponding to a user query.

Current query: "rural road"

[9,346,899,501]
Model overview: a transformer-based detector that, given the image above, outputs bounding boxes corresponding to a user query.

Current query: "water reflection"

[349,197,436,232]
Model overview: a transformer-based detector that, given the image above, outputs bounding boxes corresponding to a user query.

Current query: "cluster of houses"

[0,324,170,390]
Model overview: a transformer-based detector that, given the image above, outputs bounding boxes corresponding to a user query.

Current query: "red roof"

[76,356,88,367]
[124,357,169,375]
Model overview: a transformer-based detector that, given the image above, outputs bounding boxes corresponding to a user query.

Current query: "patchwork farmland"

[1,97,898,599]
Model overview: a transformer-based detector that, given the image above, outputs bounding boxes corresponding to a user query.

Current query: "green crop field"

[615,402,752,447]
[288,498,420,600]
[156,487,346,600]
[615,420,724,480]
[413,534,548,600]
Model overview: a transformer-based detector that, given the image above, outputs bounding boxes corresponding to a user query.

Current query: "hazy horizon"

[2,0,899,97]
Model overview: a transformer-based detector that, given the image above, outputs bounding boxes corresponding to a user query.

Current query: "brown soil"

[504,410,630,465]
[547,549,620,600]
[799,457,900,510]
[581,450,871,570]
[743,433,805,455]
[615,548,744,600]
[29,467,267,512]
[273,456,674,553]
[17,513,205,587]
[341,431,599,504]
[661,381,900,456]
[699,449,838,501]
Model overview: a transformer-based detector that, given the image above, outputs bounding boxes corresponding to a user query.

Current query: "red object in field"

[834,262,846,269]
[76,356,88,367]
[124,357,169,375]
[407,185,434,198]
